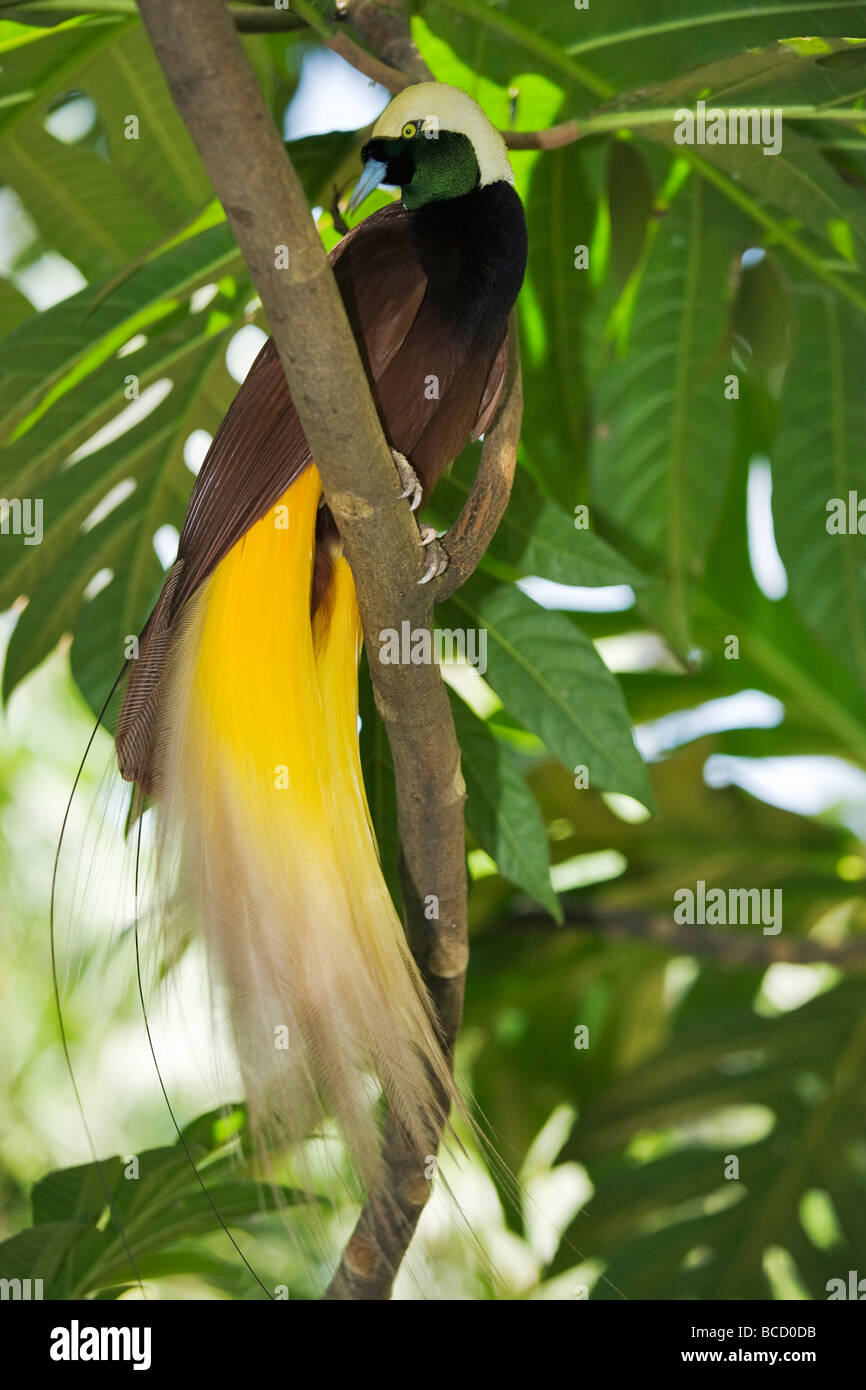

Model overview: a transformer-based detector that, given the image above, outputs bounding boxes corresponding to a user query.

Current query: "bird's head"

[349,82,514,214]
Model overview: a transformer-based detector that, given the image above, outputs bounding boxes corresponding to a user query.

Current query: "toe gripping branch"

[389,325,523,599]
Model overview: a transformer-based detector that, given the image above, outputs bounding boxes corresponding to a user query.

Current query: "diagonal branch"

[344,0,435,84]
[431,326,523,603]
[135,0,479,1301]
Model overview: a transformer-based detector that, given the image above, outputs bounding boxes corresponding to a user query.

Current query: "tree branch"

[431,326,523,603]
[135,0,472,1301]
[327,30,411,91]
[503,120,581,150]
[230,6,308,33]
[493,904,866,969]
[344,0,434,84]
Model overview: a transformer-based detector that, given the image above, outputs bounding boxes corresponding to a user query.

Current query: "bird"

[113,82,528,1194]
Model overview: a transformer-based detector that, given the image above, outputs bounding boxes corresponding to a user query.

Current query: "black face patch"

[360,137,415,192]
[359,131,481,211]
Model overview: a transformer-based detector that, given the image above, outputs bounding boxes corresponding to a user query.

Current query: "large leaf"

[432,455,647,588]
[358,654,403,911]
[553,978,866,1299]
[447,577,651,804]
[0,1103,311,1298]
[517,129,599,499]
[0,248,251,702]
[420,0,866,98]
[589,176,747,652]
[0,18,215,279]
[0,220,240,438]
[451,691,560,919]
[772,286,866,693]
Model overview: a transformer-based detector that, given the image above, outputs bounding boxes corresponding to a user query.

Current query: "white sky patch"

[704,753,866,836]
[0,188,86,309]
[441,659,501,718]
[284,47,388,140]
[117,332,148,358]
[519,576,636,612]
[747,455,788,600]
[595,632,672,673]
[82,567,113,601]
[226,324,267,383]
[153,523,180,569]
[636,690,784,761]
[741,246,766,269]
[43,94,98,144]
[16,252,86,310]
[81,479,136,533]
[69,379,173,463]
[190,282,219,314]
[602,791,651,824]
[758,962,838,1015]
[0,188,33,274]
[183,428,213,476]
[550,850,626,893]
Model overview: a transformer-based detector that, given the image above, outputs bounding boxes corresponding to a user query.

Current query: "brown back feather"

[116,201,510,785]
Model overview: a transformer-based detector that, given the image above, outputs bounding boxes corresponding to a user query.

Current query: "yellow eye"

[401,121,418,139]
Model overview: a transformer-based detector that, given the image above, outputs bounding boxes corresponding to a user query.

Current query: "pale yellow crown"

[372,82,514,188]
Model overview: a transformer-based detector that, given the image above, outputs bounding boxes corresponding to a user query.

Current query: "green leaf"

[0,1104,313,1299]
[433,456,647,588]
[359,656,403,912]
[448,578,651,804]
[552,980,866,1299]
[590,176,746,651]
[0,21,214,279]
[1,296,248,703]
[0,276,36,335]
[773,287,866,692]
[32,1156,123,1225]
[518,134,598,500]
[422,0,866,96]
[608,138,654,289]
[451,691,560,919]
[0,220,240,439]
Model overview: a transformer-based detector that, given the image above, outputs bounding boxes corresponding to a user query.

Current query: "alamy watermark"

[0,1276,43,1299]
[378,621,487,675]
[674,102,783,157]
[50,1320,151,1371]
[0,497,43,545]
[674,880,782,935]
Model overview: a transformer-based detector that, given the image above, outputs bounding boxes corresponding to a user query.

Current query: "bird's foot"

[392,448,423,512]
[417,528,449,585]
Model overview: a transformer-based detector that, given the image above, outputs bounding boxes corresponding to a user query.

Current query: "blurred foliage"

[2,0,866,1300]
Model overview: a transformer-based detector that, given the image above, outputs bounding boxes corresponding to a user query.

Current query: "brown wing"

[117,202,509,785]
[169,203,426,619]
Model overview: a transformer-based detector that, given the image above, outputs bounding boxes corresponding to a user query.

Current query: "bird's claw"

[392,448,423,512]
[391,449,448,582]
[418,536,449,585]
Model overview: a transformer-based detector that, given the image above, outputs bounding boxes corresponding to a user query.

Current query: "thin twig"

[328,30,411,91]
[494,904,866,969]
[136,0,473,1302]
[344,0,435,84]
[504,120,581,150]
[230,2,306,32]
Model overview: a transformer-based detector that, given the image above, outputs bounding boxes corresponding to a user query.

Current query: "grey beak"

[347,158,388,214]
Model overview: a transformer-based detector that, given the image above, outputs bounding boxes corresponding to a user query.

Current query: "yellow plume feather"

[152,464,453,1187]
